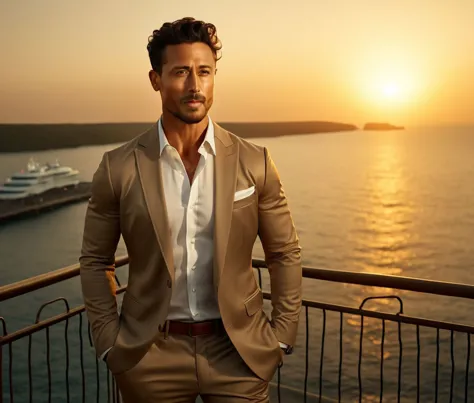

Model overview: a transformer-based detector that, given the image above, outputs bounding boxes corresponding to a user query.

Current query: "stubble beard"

[166,101,211,125]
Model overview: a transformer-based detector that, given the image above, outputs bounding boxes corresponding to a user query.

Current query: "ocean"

[1,125,474,402]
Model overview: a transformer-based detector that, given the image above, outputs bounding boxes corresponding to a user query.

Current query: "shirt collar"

[157,116,216,157]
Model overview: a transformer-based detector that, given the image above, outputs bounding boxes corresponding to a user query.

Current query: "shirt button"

[167,280,172,288]
[192,288,196,293]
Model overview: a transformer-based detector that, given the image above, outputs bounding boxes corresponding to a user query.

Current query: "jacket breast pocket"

[233,192,257,210]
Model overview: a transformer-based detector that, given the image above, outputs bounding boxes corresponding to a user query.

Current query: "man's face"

[149,42,216,124]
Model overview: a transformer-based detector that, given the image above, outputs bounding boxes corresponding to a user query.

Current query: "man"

[79,17,302,402]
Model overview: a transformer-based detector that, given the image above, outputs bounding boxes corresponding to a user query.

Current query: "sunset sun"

[372,76,414,104]
[353,54,424,110]
[381,82,401,99]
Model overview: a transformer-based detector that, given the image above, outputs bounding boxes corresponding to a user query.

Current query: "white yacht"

[0,158,81,200]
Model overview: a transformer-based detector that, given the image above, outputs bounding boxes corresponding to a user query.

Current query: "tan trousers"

[113,328,277,402]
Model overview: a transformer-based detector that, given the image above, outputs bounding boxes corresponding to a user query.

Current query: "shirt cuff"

[100,346,113,361]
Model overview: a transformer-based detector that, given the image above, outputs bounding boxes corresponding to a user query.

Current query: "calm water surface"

[1,126,474,402]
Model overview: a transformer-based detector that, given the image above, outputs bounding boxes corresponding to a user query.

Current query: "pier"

[0,182,91,223]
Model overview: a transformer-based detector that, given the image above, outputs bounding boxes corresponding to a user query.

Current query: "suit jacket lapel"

[134,123,174,280]
[213,124,238,288]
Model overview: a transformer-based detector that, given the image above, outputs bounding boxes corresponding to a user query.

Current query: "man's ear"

[149,70,161,92]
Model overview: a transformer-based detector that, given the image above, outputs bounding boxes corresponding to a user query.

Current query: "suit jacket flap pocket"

[244,288,263,316]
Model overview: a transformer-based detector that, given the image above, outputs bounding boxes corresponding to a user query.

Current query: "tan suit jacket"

[79,121,302,381]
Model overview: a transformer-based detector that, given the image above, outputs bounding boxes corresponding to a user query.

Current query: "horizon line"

[0,120,473,128]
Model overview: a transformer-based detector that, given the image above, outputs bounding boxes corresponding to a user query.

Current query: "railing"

[1,256,474,402]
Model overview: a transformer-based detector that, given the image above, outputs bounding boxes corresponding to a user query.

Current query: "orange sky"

[1,0,473,126]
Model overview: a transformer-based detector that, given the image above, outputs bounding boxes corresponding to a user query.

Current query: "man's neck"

[161,113,209,157]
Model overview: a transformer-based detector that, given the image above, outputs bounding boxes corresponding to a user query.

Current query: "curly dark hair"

[147,17,222,75]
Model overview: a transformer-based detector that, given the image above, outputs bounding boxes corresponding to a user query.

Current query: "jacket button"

[167,279,172,288]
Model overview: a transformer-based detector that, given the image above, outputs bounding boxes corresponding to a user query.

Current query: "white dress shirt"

[158,117,221,322]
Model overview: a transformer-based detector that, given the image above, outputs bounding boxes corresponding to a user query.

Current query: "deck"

[1,257,474,402]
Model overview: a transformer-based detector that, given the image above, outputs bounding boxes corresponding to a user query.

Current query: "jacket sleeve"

[79,152,121,358]
[257,147,303,347]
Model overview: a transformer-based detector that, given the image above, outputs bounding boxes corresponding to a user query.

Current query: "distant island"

[0,121,358,152]
[363,122,405,131]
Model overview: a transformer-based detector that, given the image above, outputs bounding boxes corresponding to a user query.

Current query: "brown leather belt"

[166,319,224,337]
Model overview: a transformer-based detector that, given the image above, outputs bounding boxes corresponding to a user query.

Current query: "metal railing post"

[1,340,3,403]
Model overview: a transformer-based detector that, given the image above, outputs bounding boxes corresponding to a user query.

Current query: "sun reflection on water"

[354,137,417,275]
[344,136,418,352]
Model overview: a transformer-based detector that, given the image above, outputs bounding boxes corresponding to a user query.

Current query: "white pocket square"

[234,185,255,202]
